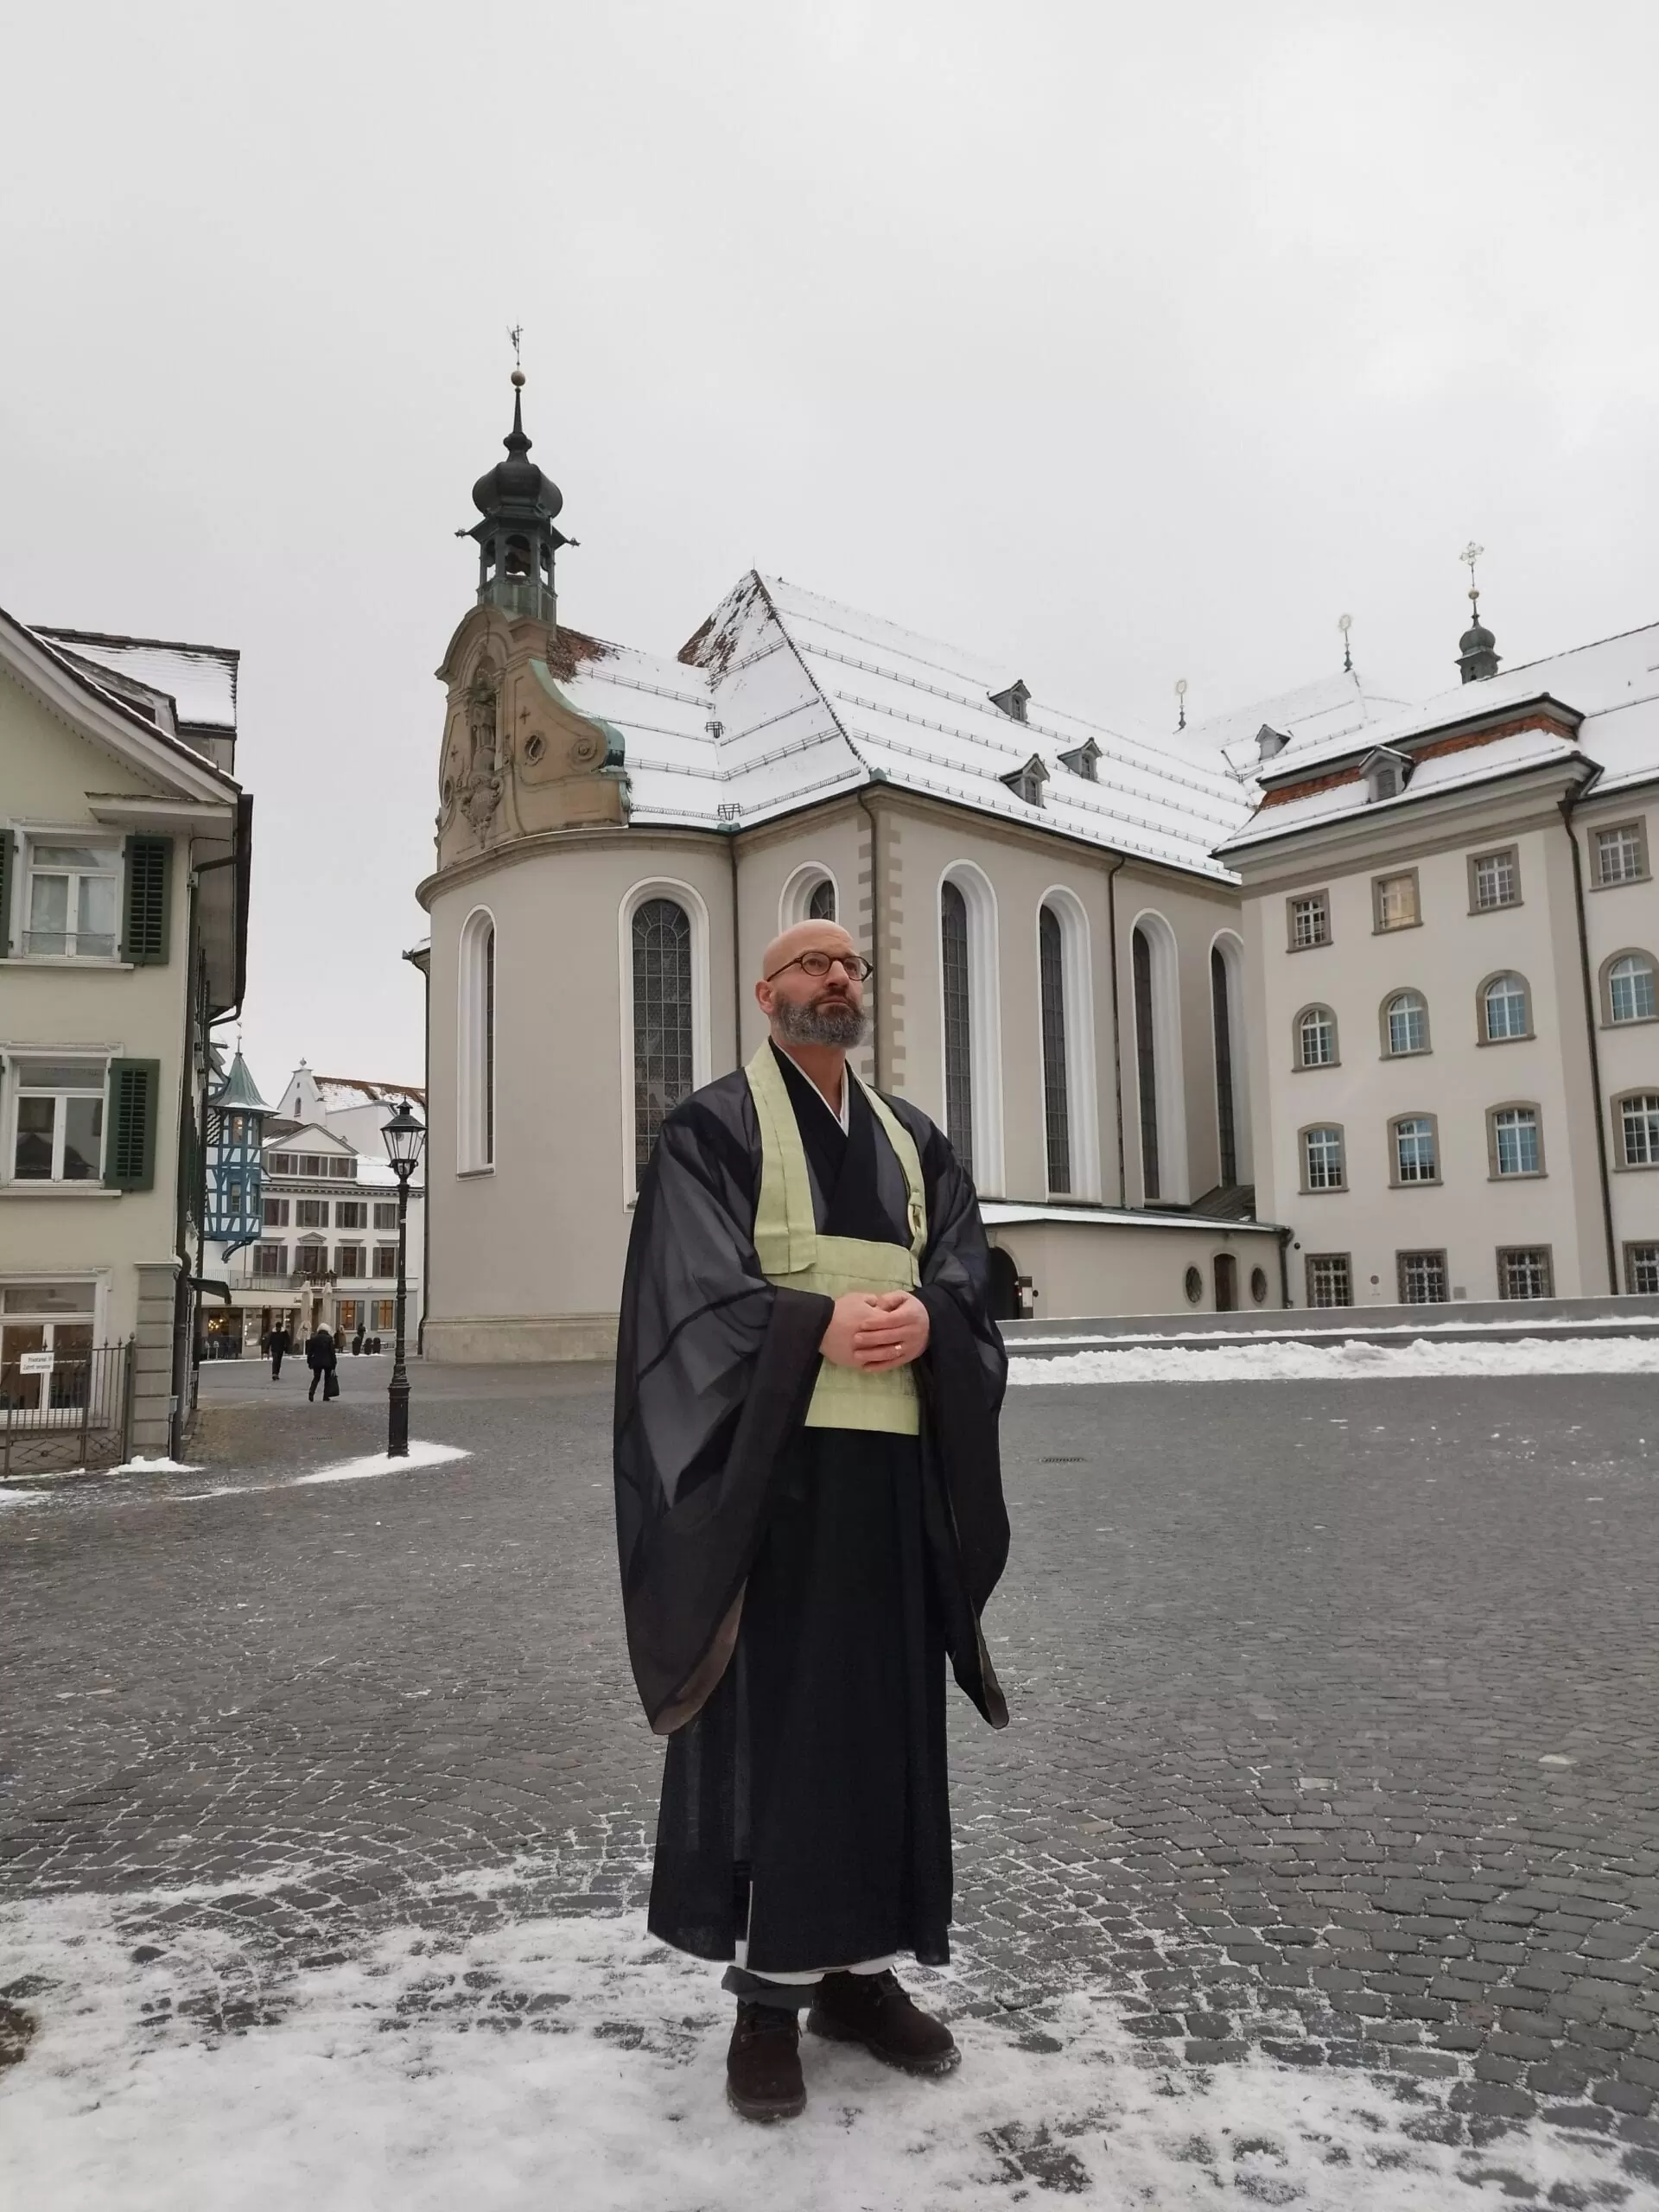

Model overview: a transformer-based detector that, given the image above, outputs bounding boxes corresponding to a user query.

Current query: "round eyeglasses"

[766,950,874,983]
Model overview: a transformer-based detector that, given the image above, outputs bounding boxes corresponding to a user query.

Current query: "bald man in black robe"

[613,919,1010,2121]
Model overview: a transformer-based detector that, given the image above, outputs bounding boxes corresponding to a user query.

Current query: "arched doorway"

[1213,1252,1238,1312]
[988,1246,1021,1322]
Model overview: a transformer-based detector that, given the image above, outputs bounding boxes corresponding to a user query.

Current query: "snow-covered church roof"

[555,573,1256,882]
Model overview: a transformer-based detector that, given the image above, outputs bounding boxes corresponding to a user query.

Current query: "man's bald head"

[760,918,857,982]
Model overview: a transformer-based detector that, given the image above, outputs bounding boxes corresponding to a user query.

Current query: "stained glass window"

[941,882,974,1178]
[1133,927,1159,1201]
[632,899,694,1186]
[1211,946,1237,1186]
[1039,906,1070,1193]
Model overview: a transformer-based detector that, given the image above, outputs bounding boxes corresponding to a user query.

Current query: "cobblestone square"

[3,1353,1658,2204]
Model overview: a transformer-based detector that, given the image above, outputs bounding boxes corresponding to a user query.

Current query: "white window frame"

[938,863,1005,1197]
[618,878,712,1205]
[1295,1005,1338,1070]
[1383,990,1430,1058]
[1391,1114,1440,1186]
[1037,887,1102,1202]
[456,905,497,1175]
[1491,1104,1542,1179]
[778,863,842,932]
[1617,1093,1659,1170]
[1469,848,1520,912]
[1482,972,1531,1043]
[1593,822,1648,887]
[0,1274,109,1419]
[1301,1123,1345,1192]
[3,1052,111,1185]
[1287,891,1330,950]
[14,830,124,963]
[1607,953,1657,1027]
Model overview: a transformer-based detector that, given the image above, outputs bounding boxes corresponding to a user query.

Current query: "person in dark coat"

[306,1327,337,1402]
[613,919,1008,2124]
[269,1325,290,1381]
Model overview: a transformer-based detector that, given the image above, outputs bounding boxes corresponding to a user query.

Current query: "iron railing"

[0,1340,134,1478]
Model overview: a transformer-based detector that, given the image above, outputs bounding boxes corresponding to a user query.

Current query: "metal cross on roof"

[1461,539,1484,610]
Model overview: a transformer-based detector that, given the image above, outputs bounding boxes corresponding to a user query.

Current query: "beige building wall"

[1243,788,1623,1303]
[986,1217,1285,1321]
[1,667,207,1446]
[424,829,737,1360]
[1574,792,1659,1284]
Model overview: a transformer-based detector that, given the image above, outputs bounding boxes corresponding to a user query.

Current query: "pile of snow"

[112,1456,202,1475]
[0,1889,1627,2210]
[1010,1335,1659,1386]
[294,1439,471,1486]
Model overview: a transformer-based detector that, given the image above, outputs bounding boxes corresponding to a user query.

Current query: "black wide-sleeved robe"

[613,1048,1009,1974]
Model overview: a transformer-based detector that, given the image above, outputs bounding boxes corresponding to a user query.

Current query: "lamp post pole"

[381,1099,425,1460]
[388,1171,411,1457]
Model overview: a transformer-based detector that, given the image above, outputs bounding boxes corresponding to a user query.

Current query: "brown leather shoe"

[726,2000,806,2122]
[806,1970,960,2076]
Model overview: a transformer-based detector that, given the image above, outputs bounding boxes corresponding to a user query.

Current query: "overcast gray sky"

[5,1,1655,1099]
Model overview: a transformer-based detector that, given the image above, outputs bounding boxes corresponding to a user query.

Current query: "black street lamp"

[382,1098,426,1458]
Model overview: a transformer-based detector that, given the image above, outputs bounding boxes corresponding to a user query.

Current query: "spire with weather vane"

[1456,541,1500,683]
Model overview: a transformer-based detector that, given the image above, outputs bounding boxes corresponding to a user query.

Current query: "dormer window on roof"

[1001,754,1048,807]
[1058,738,1101,783]
[1363,747,1412,804]
[1255,724,1290,763]
[988,679,1031,725]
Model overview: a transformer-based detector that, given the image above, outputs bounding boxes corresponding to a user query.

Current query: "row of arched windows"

[1301,1093,1659,1188]
[1297,953,1657,1071]
[456,872,1245,1205]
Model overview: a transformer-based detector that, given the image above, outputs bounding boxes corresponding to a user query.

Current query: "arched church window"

[457,908,496,1171]
[1211,944,1237,1186]
[1039,904,1071,1193]
[632,898,694,1187]
[1132,925,1160,1202]
[941,880,975,1176]
[808,877,836,923]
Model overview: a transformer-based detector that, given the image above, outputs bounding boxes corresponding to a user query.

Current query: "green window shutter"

[0,827,11,957]
[105,1058,162,1191]
[123,836,172,964]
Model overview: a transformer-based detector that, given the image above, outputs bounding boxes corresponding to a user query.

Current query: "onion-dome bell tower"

[1456,540,1501,684]
[467,367,569,625]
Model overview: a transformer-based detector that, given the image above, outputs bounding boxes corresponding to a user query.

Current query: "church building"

[416,375,1407,1359]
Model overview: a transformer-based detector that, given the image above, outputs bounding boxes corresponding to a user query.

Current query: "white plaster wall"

[0,668,197,1343]
[424,832,734,1356]
[988,1218,1285,1320]
[1249,810,1606,1302]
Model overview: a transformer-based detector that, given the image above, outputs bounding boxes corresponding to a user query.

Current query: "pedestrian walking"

[269,1325,290,1381]
[306,1326,338,1402]
[613,920,1009,2124]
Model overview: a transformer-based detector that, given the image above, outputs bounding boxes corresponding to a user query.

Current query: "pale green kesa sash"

[746,1041,927,1436]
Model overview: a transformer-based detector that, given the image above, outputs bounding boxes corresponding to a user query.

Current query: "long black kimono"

[613,1048,1009,1974]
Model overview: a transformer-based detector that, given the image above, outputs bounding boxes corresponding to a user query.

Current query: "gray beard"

[774,996,868,1049]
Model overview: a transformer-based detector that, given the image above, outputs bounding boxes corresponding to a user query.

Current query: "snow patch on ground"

[0,1893,1629,2210]
[292,1440,472,1486]
[1010,1335,1659,1386]
[111,1456,203,1474]
[0,1485,46,1508]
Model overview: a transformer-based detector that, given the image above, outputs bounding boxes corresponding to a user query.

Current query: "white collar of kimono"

[777,1045,851,1133]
